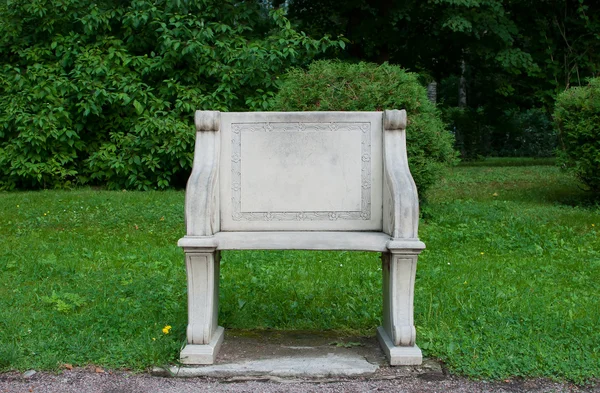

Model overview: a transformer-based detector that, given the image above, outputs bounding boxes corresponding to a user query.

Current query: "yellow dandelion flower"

[480,252,484,255]
[162,325,172,334]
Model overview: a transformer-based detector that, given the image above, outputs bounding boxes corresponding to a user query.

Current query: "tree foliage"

[285,0,600,158]
[286,0,540,79]
[0,0,341,189]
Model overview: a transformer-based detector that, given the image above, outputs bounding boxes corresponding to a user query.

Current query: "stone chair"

[178,110,425,365]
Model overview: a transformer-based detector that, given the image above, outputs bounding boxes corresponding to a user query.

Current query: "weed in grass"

[41,292,87,313]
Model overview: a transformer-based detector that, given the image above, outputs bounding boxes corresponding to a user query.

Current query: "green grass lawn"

[1,165,599,382]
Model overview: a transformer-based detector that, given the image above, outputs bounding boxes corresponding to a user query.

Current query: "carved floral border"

[231,122,371,221]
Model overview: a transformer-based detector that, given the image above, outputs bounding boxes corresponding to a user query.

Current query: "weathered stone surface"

[218,111,383,232]
[165,353,378,378]
[180,327,225,365]
[179,110,424,366]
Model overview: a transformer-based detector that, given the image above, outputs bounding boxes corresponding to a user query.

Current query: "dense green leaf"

[554,78,600,195]
[0,0,338,189]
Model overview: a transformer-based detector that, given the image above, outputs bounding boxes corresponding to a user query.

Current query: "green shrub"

[269,60,458,197]
[554,78,600,193]
[0,0,341,190]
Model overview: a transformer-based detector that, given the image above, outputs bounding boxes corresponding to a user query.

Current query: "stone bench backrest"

[186,110,419,239]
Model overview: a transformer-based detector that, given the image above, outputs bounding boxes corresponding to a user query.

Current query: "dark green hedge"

[554,78,600,194]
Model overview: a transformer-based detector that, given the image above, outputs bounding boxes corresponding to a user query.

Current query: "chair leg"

[180,250,224,364]
[378,250,422,365]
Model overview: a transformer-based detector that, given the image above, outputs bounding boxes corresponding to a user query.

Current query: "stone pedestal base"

[377,326,422,365]
[180,326,225,365]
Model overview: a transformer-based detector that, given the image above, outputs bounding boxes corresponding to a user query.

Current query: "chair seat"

[178,232,425,252]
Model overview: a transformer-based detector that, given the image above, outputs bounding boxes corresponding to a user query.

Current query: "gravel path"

[1,368,598,393]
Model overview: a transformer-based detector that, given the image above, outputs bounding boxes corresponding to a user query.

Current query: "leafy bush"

[269,60,458,197]
[554,78,600,193]
[0,0,341,190]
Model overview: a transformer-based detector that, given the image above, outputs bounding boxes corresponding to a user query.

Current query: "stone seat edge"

[178,232,424,252]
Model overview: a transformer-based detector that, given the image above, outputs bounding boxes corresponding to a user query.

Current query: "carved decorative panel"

[230,122,371,222]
